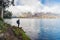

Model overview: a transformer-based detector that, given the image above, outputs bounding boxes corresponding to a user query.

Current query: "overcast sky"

[7,0,60,16]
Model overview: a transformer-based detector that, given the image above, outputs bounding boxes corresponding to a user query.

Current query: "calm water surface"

[4,18,60,40]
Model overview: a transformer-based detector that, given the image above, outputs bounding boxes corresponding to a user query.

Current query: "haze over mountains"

[7,0,60,16]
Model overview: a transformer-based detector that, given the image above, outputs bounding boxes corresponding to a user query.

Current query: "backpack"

[16,20,20,24]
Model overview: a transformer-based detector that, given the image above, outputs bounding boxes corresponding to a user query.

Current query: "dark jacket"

[17,20,20,24]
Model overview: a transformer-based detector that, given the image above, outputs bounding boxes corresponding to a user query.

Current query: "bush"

[0,17,3,21]
[3,11,12,19]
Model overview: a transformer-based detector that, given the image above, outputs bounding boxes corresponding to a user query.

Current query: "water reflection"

[4,18,60,40]
[38,19,60,40]
[4,18,40,40]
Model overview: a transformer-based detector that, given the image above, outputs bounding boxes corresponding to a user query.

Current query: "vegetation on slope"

[0,18,31,40]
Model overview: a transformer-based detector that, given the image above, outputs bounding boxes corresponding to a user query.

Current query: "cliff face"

[0,20,30,40]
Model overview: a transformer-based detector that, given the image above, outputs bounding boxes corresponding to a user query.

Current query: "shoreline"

[0,20,31,40]
[4,17,60,19]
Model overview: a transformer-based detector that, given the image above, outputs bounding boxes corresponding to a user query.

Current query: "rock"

[0,33,4,37]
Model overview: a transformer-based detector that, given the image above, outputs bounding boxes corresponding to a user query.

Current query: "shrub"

[0,17,3,21]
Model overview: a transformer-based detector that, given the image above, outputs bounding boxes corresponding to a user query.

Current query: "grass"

[0,21,6,33]
[0,18,31,40]
[12,26,31,40]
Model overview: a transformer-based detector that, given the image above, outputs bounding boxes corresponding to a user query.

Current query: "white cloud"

[7,6,35,16]
[8,0,43,16]
[7,0,60,16]
[42,5,60,14]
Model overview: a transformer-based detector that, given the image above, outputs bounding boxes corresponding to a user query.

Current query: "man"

[16,19,20,28]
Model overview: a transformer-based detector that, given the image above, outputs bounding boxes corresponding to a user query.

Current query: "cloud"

[15,0,43,11]
[42,3,60,14]
[7,0,60,16]
[41,0,60,14]
[8,0,43,15]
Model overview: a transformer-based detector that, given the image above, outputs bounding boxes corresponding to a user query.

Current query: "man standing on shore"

[16,19,20,28]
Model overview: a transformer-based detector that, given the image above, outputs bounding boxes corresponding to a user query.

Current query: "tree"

[0,0,14,18]
[3,11,12,18]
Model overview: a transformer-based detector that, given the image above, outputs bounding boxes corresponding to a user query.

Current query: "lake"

[4,18,60,40]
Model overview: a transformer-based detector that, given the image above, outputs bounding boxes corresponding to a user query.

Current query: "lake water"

[4,18,60,40]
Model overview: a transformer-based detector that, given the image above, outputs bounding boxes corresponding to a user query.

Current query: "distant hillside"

[12,12,60,18]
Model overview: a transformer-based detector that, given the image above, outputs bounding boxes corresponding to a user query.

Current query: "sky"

[7,0,60,16]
